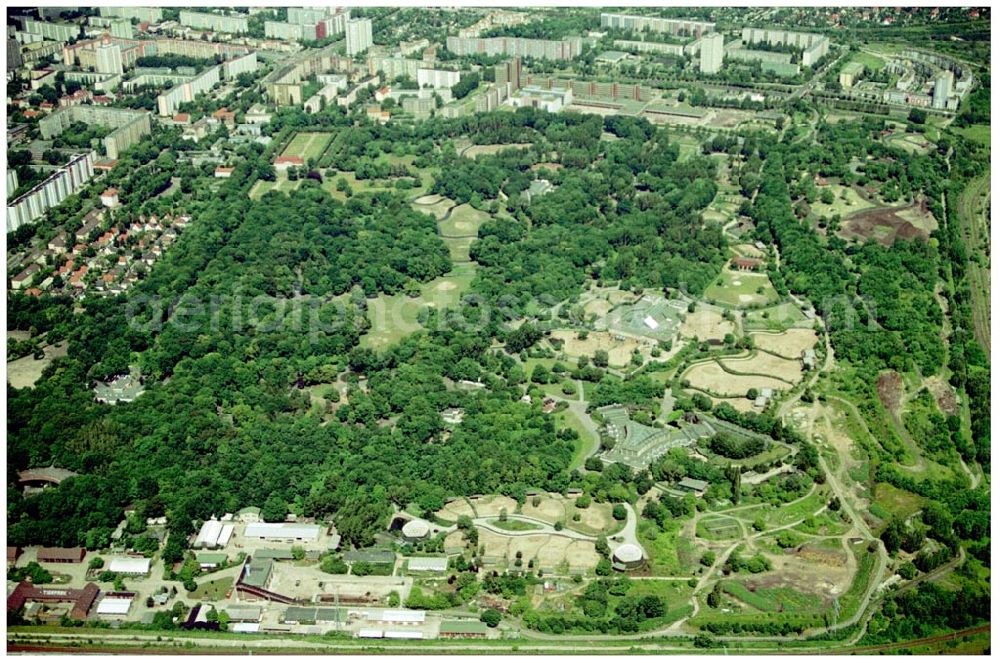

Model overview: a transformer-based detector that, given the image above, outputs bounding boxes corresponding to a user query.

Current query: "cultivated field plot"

[7,341,68,389]
[439,204,489,237]
[697,517,741,540]
[679,309,736,343]
[604,296,685,343]
[683,361,790,396]
[361,264,476,350]
[704,270,780,307]
[282,132,333,161]
[720,352,803,384]
[460,142,532,159]
[838,201,938,246]
[749,329,818,359]
[549,330,653,367]
[810,184,877,219]
[476,530,600,572]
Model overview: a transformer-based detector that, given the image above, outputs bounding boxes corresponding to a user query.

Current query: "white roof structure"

[407,557,448,572]
[217,524,235,547]
[384,630,424,639]
[195,519,224,548]
[244,522,321,541]
[401,519,430,539]
[232,623,260,633]
[382,610,426,623]
[613,543,643,564]
[358,628,383,638]
[97,597,132,615]
[109,557,151,574]
[643,315,659,330]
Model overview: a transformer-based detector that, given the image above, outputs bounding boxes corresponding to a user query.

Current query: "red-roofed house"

[23,110,42,119]
[100,188,120,208]
[215,166,235,178]
[732,257,763,272]
[212,108,236,126]
[273,155,304,171]
[374,86,391,102]
[173,113,191,125]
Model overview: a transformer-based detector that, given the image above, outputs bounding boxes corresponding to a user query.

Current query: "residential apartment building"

[417,68,460,89]
[95,44,123,74]
[263,43,354,106]
[613,39,685,56]
[600,13,715,38]
[39,106,151,160]
[699,33,724,74]
[265,21,310,41]
[7,38,23,71]
[151,39,250,60]
[494,57,523,92]
[88,17,134,40]
[179,10,249,34]
[23,19,79,42]
[933,70,953,109]
[446,36,583,61]
[346,18,373,56]
[7,152,95,232]
[741,27,830,67]
[99,6,162,23]
[223,51,258,79]
[369,55,422,80]
[157,66,221,116]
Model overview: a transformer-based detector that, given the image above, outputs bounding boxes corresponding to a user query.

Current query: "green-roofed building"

[284,606,348,624]
[343,548,396,565]
[253,548,295,560]
[196,552,228,569]
[243,558,273,588]
[439,620,489,638]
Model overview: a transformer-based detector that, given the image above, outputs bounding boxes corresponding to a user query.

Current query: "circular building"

[401,519,430,542]
[612,543,644,569]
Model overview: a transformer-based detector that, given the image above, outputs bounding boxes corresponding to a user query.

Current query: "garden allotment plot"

[282,132,332,162]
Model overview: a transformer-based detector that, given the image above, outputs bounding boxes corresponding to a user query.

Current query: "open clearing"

[7,342,68,389]
[811,184,878,219]
[460,143,532,159]
[477,530,600,572]
[679,309,736,343]
[744,302,810,331]
[521,494,617,536]
[750,329,818,358]
[439,204,489,237]
[550,330,653,367]
[361,264,475,350]
[705,270,780,307]
[720,352,803,384]
[683,361,790,396]
[887,132,933,155]
[282,132,333,161]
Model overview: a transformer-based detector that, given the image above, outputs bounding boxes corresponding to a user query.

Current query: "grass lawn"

[626,579,695,624]
[439,204,490,237]
[556,408,596,469]
[743,302,809,331]
[490,518,543,532]
[845,52,886,71]
[250,157,434,202]
[872,482,924,518]
[764,487,828,529]
[704,270,780,308]
[361,263,476,350]
[954,123,990,148]
[188,577,233,601]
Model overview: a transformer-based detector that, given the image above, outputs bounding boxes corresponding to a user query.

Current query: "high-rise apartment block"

[699,33,724,74]
[346,18,373,56]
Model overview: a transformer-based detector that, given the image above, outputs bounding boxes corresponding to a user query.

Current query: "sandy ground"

[679,310,736,343]
[437,498,476,521]
[469,495,518,518]
[549,330,652,367]
[711,396,757,413]
[753,547,853,599]
[477,531,599,572]
[7,341,68,389]
[721,353,803,383]
[750,329,818,358]
[684,361,790,396]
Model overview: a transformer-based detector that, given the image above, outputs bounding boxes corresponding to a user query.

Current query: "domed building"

[612,543,644,570]
[401,518,431,542]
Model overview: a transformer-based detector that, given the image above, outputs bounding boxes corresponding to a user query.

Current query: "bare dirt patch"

[521,495,567,523]
[7,341,68,389]
[679,310,736,343]
[749,329,818,358]
[549,330,652,367]
[437,498,476,521]
[471,495,518,518]
[753,549,852,599]
[925,376,958,417]
[684,361,790,396]
[838,200,938,246]
[720,353,803,384]
[876,371,904,414]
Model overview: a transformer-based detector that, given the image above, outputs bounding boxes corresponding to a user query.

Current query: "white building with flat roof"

[109,557,151,575]
[700,33,724,74]
[97,597,133,615]
[244,522,322,541]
